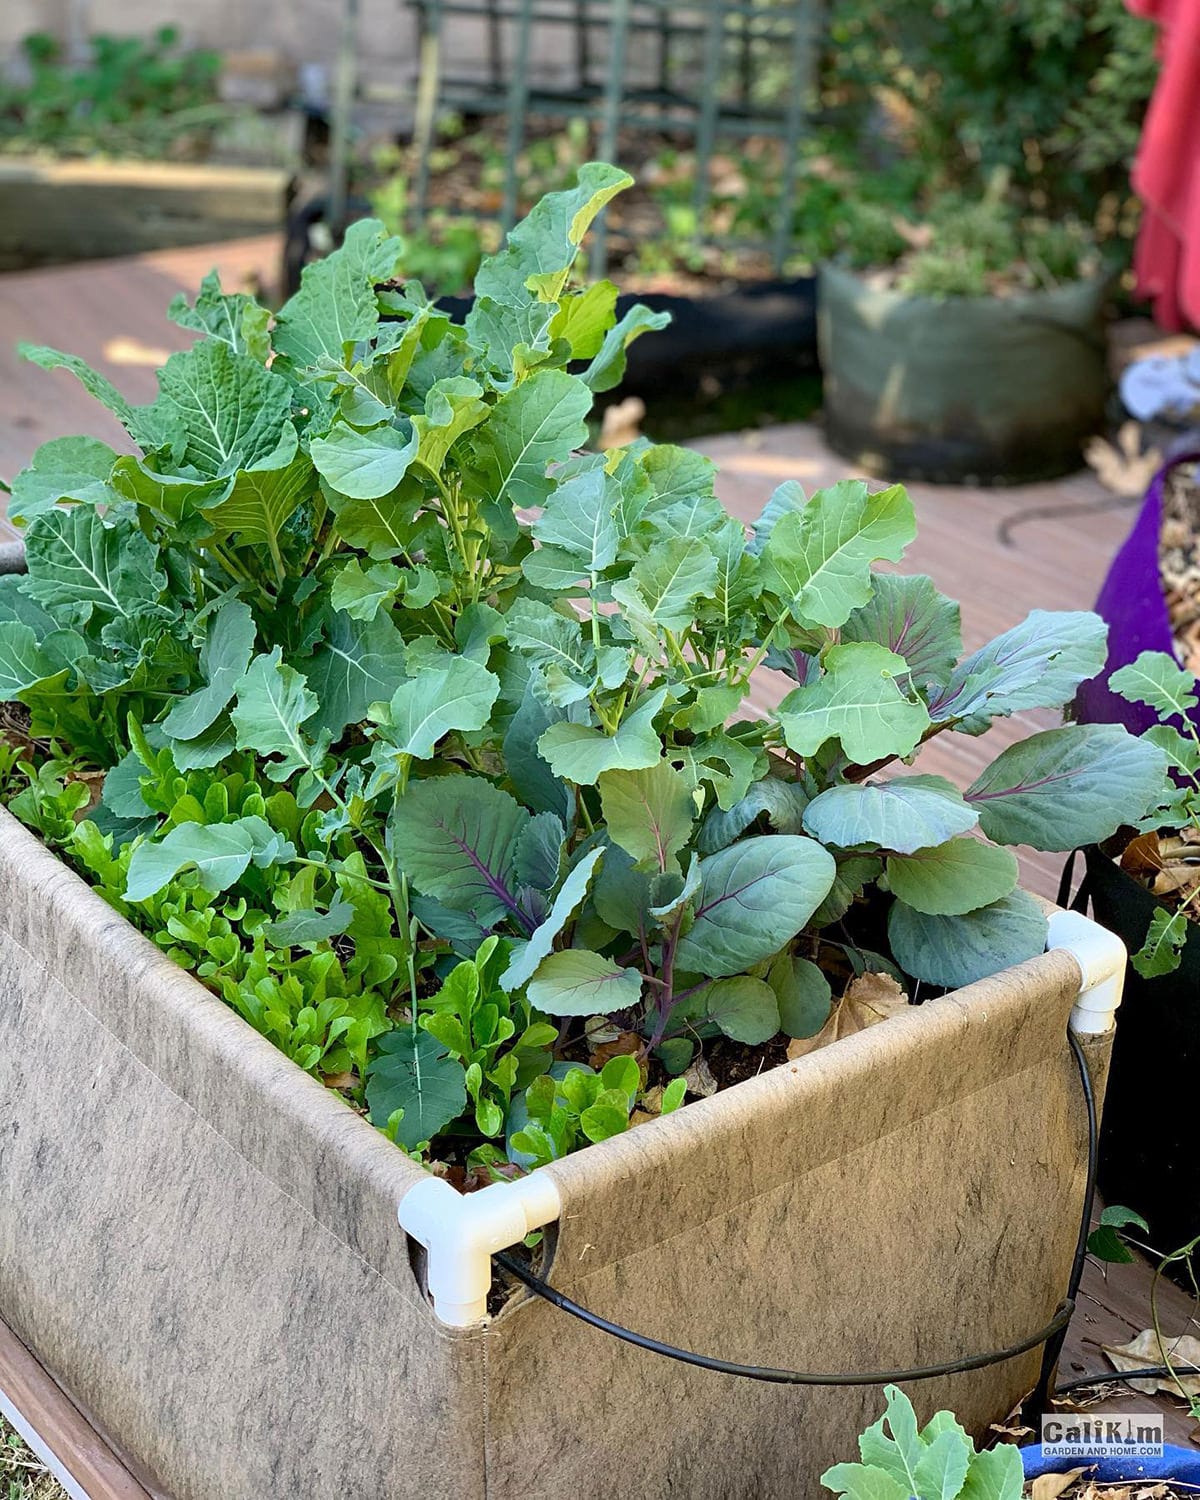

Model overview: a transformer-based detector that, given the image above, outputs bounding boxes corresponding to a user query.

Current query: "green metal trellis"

[405,0,822,276]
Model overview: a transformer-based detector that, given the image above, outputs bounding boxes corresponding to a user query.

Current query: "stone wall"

[1,0,615,114]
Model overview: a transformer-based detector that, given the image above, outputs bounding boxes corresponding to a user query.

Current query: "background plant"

[803,0,1157,289]
[0,27,224,158]
[825,0,1156,230]
[0,164,1163,1166]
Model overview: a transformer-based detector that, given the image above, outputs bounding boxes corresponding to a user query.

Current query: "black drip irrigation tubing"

[495,1032,1197,1406]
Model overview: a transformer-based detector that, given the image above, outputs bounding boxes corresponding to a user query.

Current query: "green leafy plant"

[0,28,223,158]
[820,0,1154,287]
[0,163,1162,1167]
[368,936,557,1146]
[822,1385,1023,1499]
[826,0,1155,226]
[1108,651,1200,977]
[512,1055,644,1166]
[1087,1203,1151,1264]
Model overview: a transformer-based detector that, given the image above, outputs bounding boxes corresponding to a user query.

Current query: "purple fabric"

[1075,452,1200,735]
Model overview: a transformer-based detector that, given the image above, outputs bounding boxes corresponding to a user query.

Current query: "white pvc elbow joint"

[1047,907,1128,1036]
[397,1171,562,1327]
[399,910,1127,1328]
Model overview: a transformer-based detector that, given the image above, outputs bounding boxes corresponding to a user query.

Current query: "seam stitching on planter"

[481,1328,492,1498]
[2,924,426,1312]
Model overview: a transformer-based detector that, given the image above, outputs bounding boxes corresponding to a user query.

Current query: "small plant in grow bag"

[821,1384,1023,1500]
[0,162,1164,1169]
[1106,651,1200,976]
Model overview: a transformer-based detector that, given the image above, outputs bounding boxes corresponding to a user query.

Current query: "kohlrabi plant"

[0,163,1165,1166]
[1108,650,1200,976]
[821,1386,1023,1500]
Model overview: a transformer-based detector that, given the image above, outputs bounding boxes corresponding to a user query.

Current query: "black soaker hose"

[494,1031,1166,1401]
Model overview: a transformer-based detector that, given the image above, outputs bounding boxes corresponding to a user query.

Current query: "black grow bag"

[436,279,819,394]
[283,196,819,394]
[1084,845,1200,1256]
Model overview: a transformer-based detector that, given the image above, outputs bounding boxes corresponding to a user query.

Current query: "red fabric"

[1127,0,1200,329]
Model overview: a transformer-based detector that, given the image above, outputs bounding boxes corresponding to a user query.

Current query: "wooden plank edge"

[0,1315,161,1500]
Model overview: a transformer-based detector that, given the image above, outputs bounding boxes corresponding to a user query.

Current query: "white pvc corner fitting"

[1047,907,1128,1036]
[397,1171,562,1326]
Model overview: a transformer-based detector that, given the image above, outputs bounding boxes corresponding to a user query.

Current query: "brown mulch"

[1161,459,1200,678]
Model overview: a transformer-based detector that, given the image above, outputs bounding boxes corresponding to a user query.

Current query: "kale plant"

[0,164,1164,1164]
[822,1386,1023,1500]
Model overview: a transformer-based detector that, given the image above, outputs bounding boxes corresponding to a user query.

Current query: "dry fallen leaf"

[843,970,909,1023]
[1152,834,1200,901]
[1102,1329,1200,1396]
[990,1418,1034,1441]
[599,396,645,450]
[684,1055,718,1098]
[787,972,909,1060]
[587,1028,644,1074]
[1032,1467,1090,1498]
[1121,831,1166,881]
[1084,422,1162,498]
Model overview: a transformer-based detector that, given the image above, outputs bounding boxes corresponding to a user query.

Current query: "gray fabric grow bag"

[818,262,1108,485]
[0,804,1106,1500]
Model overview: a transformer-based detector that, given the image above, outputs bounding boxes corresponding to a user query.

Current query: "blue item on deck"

[1021,1442,1200,1486]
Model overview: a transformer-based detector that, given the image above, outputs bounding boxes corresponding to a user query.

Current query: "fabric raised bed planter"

[1072,456,1200,1256]
[0,811,1124,1500]
[818,262,1108,485]
[1081,846,1200,1258]
[0,157,292,271]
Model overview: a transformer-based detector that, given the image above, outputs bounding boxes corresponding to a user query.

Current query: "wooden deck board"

[0,1316,161,1499]
[1059,1240,1200,1449]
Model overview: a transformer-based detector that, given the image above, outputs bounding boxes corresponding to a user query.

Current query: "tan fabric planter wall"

[0,804,1106,1500]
